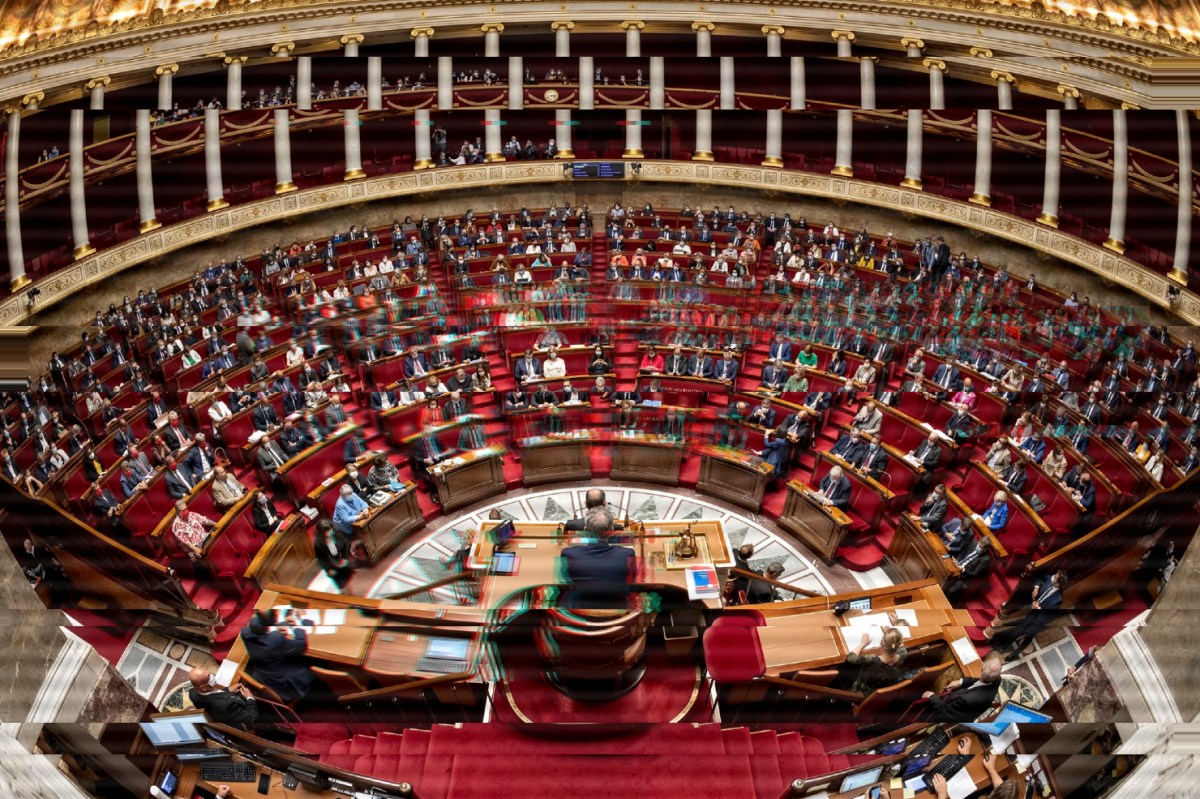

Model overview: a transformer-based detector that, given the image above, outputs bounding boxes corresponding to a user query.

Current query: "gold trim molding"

[901,37,925,51]
[410,27,435,38]
[84,76,111,90]
[692,22,715,33]
[761,25,785,37]
[550,21,575,32]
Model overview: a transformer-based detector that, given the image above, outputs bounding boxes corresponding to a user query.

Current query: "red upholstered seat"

[711,610,765,627]
[702,624,765,683]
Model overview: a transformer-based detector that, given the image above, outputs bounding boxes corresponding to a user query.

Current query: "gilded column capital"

[970,46,993,58]
[691,21,715,33]
[831,30,856,42]
[1122,101,1141,110]
[550,21,575,32]
[339,34,364,46]
[21,91,44,108]
[85,76,111,90]
[621,21,645,31]
[270,42,295,56]
[923,58,947,72]
[154,63,179,76]
[990,70,1015,84]
[410,27,435,38]
[223,56,248,66]
[480,23,506,34]
[1057,84,1081,99]
[761,25,786,37]
[900,37,924,51]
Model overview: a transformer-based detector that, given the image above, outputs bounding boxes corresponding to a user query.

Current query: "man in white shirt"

[672,240,692,255]
[543,349,567,379]
[378,256,395,274]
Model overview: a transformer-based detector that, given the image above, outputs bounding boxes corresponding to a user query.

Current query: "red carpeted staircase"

[312,722,876,799]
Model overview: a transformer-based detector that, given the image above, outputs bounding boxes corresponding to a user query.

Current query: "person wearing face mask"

[344,463,372,498]
[333,483,371,535]
[252,491,283,534]
[857,438,888,481]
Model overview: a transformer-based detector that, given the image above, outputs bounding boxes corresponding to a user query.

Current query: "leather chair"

[535,607,657,700]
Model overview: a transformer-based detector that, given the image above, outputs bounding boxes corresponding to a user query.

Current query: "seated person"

[187,666,259,724]
[252,491,284,534]
[939,517,973,557]
[980,490,1010,531]
[843,626,907,695]
[745,561,785,603]
[209,465,247,511]
[917,483,949,530]
[171,499,216,561]
[760,358,789,392]
[998,458,1028,495]
[812,464,851,509]
[943,538,995,602]
[314,518,359,589]
[922,654,1003,722]
[639,346,664,374]
[239,609,317,704]
[857,439,888,481]
[560,507,635,610]
[755,427,791,486]
[831,428,868,467]
[906,432,943,479]
[747,397,777,428]
[850,401,883,437]
[366,454,400,491]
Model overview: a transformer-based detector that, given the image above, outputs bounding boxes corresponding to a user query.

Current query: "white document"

[213,658,240,688]
[323,609,347,626]
[951,636,982,666]
[989,723,1020,753]
[313,626,337,636]
[904,775,927,792]
[848,610,917,627]
[1015,754,1037,773]
[945,765,979,799]
[841,626,888,650]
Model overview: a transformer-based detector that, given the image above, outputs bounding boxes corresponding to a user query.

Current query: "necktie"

[271,447,282,467]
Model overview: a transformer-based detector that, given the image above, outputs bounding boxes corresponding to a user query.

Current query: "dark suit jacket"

[919,496,948,530]
[188,687,260,724]
[240,624,316,702]
[164,466,195,499]
[253,501,283,534]
[561,544,636,609]
[928,677,1000,723]
[818,474,852,509]
[912,440,942,469]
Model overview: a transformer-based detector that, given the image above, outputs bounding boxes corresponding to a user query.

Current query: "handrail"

[336,670,475,704]
[377,571,473,601]
[727,567,821,599]
[758,674,862,703]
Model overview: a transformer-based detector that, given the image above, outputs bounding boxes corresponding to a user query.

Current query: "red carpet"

[63,609,139,667]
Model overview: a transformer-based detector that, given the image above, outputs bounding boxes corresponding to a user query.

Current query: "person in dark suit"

[687,349,714,378]
[988,571,1068,659]
[999,460,1028,495]
[163,456,196,499]
[755,427,791,486]
[857,441,888,481]
[564,489,626,532]
[918,483,949,531]
[560,507,635,610]
[240,610,317,703]
[939,518,973,558]
[252,399,281,433]
[252,491,284,534]
[92,481,127,536]
[745,562,785,604]
[813,465,852,510]
[943,538,994,602]
[369,389,399,412]
[907,432,943,485]
[513,349,542,384]
[313,518,358,589]
[187,666,259,724]
[82,448,106,483]
[748,397,777,429]
[831,429,868,467]
[161,412,193,451]
[923,654,1003,722]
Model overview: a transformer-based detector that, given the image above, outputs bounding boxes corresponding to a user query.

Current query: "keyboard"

[923,754,974,792]
[907,729,950,762]
[200,761,258,783]
[173,744,227,761]
[416,656,469,674]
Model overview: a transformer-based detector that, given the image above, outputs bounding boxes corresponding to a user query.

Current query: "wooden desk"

[887,512,961,584]
[694,444,773,512]
[354,483,425,560]
[777,480,853,563]
[610,433,684,485]
[430,446,507,511]
[518,434,593,485]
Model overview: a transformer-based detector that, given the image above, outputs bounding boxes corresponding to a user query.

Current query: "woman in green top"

[783,367,809,394]
[844,627,907,695]
[796,345,819,368]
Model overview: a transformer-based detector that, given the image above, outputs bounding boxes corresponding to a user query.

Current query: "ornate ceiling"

[0,0,1199,54]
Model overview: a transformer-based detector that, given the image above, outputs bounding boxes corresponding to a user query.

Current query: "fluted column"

[225,56,245,110]
[555,110,574,158]
[411,27,433,57]
[694,110,713,161]
[155,64,177,111]
[343,109,364,180]
[718,57,736,110]
[414,110,434,169]
[649,57,665,109]
[1058,84,1080,110]
[367,57,382,110]
[484,110,503,161]
[624,110,643,158]
[901,37,924,58]
[340,34,363,57]
[970,110,993,206]
[481,24,503,57]
[1105,109,1128,253]
[790,57,806,110]
[763,25,784,57]
[5,112,27,290]
[551,21,573,56]
[508,57,523,110]
[693,21,714,57]
[859,57,876,110]
[273,109,295,193]
[622,21,643,56]
[297,57,312,110]
[1171,110,1192,284]
[437,57,453,110]
[832,30,855,58]
[1038,110,1061,227]
[925,59,946,110]
[86,77,109,111]
[993,71,1014,111]
[68,110,94,259]
[763,110,783,167]
[902,110,923,189]
[134,110,160,233]
[579,57,595,110]
[833,110,853,177]
[204,108,227,211]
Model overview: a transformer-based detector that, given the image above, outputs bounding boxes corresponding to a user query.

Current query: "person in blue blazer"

[755,427,791,487]
[981,490,1010,531]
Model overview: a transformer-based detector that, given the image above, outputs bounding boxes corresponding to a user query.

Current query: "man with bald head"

[564,488,625,531]
[187,665,260,724]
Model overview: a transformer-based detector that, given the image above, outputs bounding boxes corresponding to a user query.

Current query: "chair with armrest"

[905,660,954,697]
[310,666,370,700]
[238,672,303,725]
[535,607,657,700]
[851,678,914,718]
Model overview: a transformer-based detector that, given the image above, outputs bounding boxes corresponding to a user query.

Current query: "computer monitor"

[848,598,872,612]
[994,701,1053,725]
[425,637,470,661]
[139,713,207,748]
[489,519,516,549]
[157,769,178,797]
[839,766,884,793]
[901,753,932,778]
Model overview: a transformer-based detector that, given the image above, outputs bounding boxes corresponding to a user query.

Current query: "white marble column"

[719,57,736,110]
[68,110,93,259]
[155,64,177,111]
[86,77,108,111]
[411,27,433,57]
[622,21,643,57]
[649,57,665,109]
[832,30,854,58]
[859,57,876,110]
[1105,109,1128,253]
[273,109,295,193]
[925,59,946,110]
[341,34,362,57]
[437,57,453,110]
[481,24,503,57]
[414,110,434,169]
[225,56,245,110]
[555,109,574,158]
[790,57,806,110]
[551,21,573,57]
[1059,85,1080,110]
[296,57,312,110]
[135,109,160,232]
[693,22,714,57]
[693,110,713,161]
[970,109,993,206]
[993,71,1014,110]
[763,25,784,57]
[508,56,523,110]
[579,57,595,110]
[902,109,923,189]
[1171,110,1192,284]
[833,109,853,177]
[343,109,364,179]
[204,108,227,211]
[367,57,382,110]
[624,110,644,158]
[484,110,503,161]
[5,112,27,290]
[763,110,783,167]
[1038,109,1061,227]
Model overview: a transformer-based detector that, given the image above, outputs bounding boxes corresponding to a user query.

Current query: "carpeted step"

[374,731,405,756]
[834,541,887,571]
[397,728,431,790]
[720,727,753,755]
[427,723,728,757]
[748,732,785,799]
[748,730,781,755]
